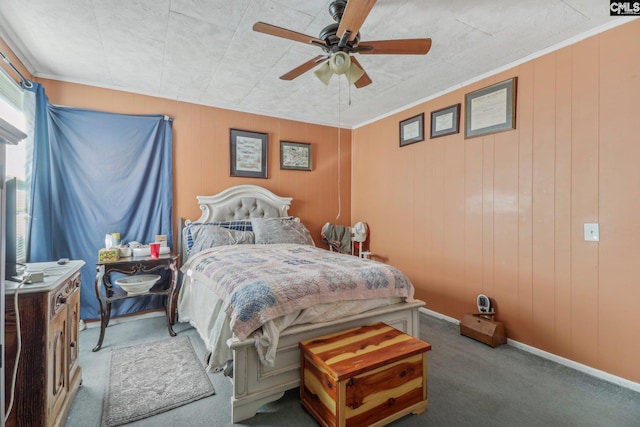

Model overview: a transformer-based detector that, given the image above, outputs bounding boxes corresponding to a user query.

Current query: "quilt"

[182,243,416,340]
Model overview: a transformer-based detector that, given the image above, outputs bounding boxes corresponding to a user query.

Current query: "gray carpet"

[66,312,640,426]
[101,336,214,427]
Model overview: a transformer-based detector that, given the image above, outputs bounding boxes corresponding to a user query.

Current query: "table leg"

[164,299,176,337]
[92,301,111,352]
[93,266,111,351]
[165,260,178,336]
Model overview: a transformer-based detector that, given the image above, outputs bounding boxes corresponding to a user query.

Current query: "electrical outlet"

[584,223,599,242]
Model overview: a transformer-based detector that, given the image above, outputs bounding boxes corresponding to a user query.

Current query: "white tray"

[132,246,170,257]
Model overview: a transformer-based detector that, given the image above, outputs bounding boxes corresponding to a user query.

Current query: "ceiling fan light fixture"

[346,62,365,84]
[314,62,333,86]
[329,51,351,75]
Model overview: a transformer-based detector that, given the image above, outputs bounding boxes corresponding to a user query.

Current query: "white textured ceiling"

[0,1,631,128]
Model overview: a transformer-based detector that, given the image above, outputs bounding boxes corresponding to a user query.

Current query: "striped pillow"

[184,220,253,256]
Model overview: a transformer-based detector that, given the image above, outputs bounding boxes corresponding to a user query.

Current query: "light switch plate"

[584,223,599,241]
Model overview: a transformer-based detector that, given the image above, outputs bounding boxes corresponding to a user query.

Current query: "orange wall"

[352,20,640,383]
[36,80,351,243]
[2,36,350,237]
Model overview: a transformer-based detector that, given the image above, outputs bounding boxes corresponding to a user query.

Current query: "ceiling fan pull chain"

[336,79,342,220]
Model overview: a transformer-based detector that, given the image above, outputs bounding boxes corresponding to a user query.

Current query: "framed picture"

[430,104,461,138]
[280,141,312,171]
[230,129,268,178]
[465,77,517,139]
[399,113,424,147]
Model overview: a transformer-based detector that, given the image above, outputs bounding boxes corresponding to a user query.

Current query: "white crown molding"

[355,17,640,129]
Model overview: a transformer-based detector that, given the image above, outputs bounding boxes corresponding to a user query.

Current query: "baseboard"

[506,339,640,393]
[420,307,460,324]
[419,307,640,393]
[82,309,165,329]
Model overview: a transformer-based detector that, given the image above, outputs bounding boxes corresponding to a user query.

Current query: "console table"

[93,253,179,351]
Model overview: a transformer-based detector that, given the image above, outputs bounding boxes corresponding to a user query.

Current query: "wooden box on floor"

[299,322,431,427]
[460,313,507,348]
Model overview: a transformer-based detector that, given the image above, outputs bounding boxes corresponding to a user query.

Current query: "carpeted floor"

[65,312,640,426]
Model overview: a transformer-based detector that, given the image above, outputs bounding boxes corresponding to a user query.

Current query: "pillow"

[187,224,255,256]
[251,218,315,246]
[184,220,253,255]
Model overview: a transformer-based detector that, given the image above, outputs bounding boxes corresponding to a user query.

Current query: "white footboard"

[227,300,425,423]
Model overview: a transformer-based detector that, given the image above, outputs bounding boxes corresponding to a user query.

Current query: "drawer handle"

[58,296,67,304]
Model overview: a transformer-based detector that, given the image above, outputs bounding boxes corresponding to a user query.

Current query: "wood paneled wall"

[38,80,351,244]
[351,20,640,383]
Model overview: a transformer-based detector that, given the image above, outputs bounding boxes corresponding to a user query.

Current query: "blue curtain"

[26,82,173,320]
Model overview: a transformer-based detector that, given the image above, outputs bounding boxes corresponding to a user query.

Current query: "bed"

[176,185,425,423]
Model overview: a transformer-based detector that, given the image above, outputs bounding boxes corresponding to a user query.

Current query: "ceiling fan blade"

[253,22,324,46]
[280,55,328,81]
[337,0,377,42]
[349,56,372,88]
[358,38,432,55]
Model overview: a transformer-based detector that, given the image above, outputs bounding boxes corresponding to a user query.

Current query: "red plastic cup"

[149,242,160,258]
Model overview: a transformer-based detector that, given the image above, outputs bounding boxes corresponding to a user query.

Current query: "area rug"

[102,336,215,427]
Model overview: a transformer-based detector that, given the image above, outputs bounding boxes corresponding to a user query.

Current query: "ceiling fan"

[253,0,432,88]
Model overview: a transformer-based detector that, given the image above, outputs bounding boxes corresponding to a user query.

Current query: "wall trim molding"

[83,309,164,329]
[356,17,639,129]
[419,307,640,393]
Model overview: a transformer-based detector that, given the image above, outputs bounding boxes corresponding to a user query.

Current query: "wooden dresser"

[4,260,84,427]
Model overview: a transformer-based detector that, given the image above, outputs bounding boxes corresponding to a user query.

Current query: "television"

[4,177,18,282]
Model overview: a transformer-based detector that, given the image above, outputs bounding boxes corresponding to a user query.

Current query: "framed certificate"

[465,78,517,139]
[430,104,461,138]
[399,113,424,147]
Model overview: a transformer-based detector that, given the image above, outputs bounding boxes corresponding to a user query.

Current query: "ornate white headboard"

[178,185,293,260]
[193,185,292,222]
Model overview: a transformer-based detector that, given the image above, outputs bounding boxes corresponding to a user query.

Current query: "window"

[1,66,28,264]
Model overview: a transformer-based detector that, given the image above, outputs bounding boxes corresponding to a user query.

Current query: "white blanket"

[179,273,402,369]
[178,244,414,370]
[181,244,415,340]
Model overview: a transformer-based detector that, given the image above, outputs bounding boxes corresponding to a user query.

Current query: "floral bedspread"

[182,244,415,340]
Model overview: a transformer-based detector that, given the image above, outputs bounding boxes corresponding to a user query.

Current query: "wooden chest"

[460,313,507,348]
[299,323,431,427]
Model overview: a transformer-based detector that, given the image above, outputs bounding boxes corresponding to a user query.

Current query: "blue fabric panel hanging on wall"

[27,85,173,320]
